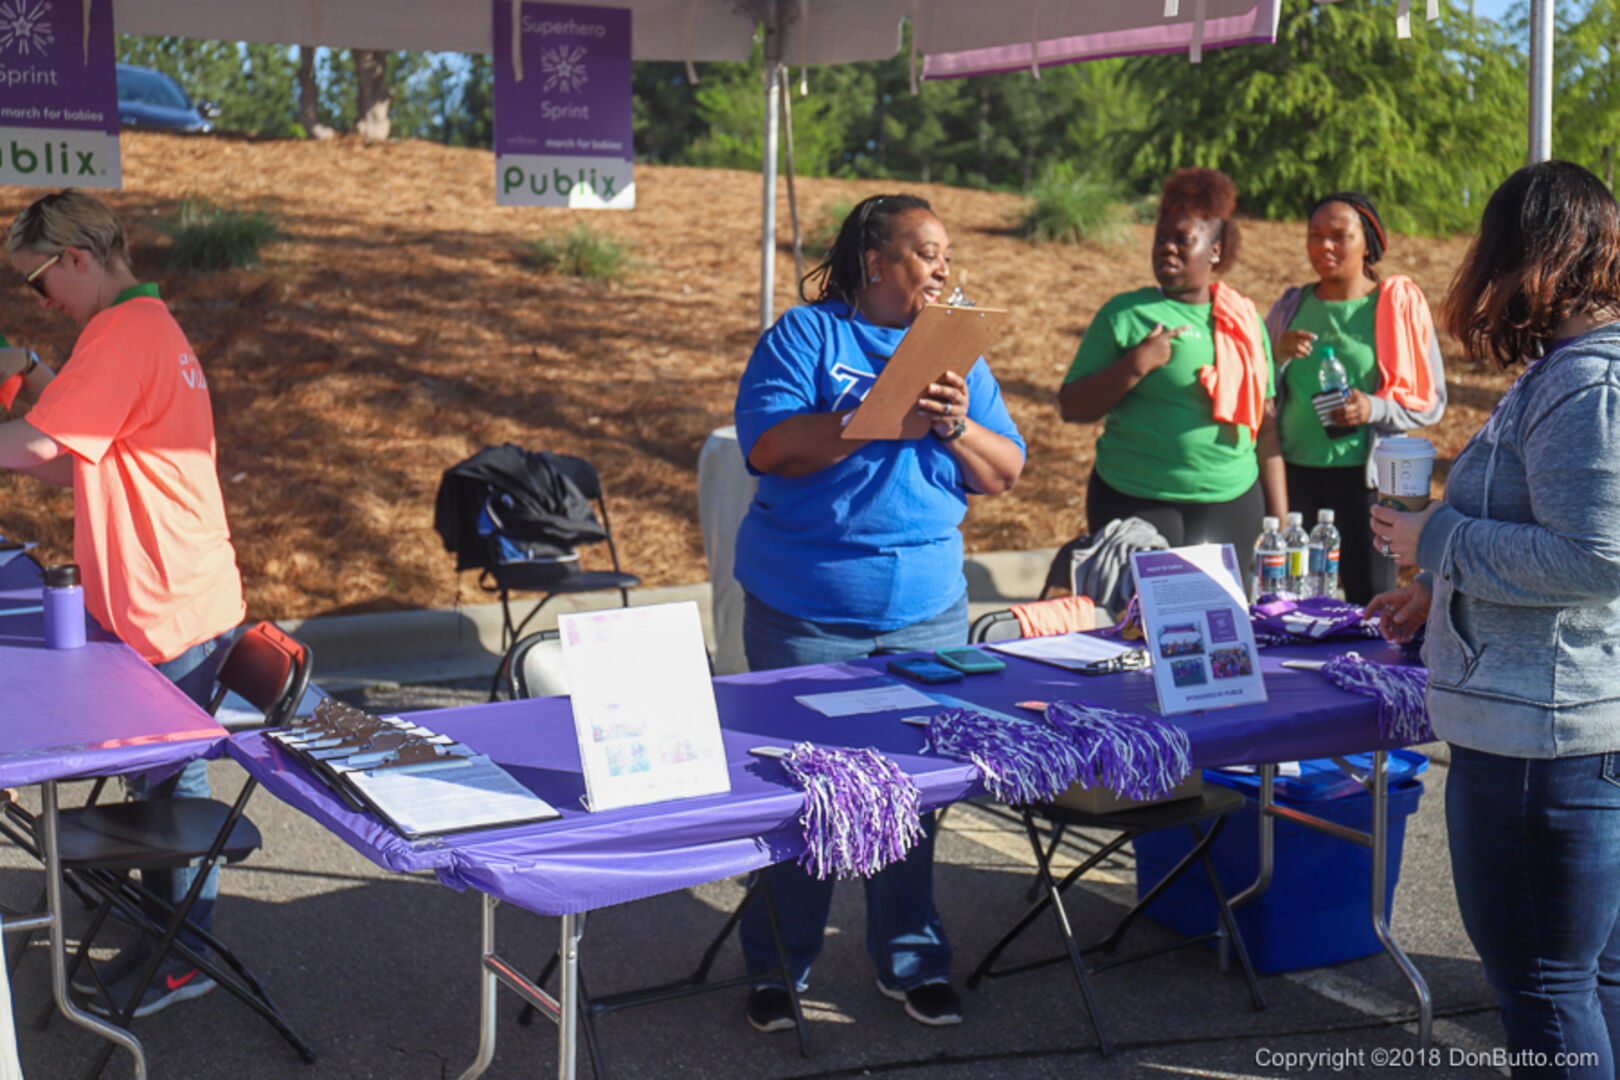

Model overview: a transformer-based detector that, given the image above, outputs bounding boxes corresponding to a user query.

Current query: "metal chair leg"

[758,874,810,1058]
[1203,847,1266,1010]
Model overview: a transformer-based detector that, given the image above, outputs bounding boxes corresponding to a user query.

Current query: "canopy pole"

[761,3,783,335]
[761,60,781,334]
[1528,0,1554,163]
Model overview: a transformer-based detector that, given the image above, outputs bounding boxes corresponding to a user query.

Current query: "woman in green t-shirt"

[1059,168,1285,577]
[1263,193,1446,603]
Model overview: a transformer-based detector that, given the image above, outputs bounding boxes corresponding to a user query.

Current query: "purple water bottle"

[43,564,86,650]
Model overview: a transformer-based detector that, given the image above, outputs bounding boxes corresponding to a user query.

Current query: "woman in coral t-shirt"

[0,189,243,1019]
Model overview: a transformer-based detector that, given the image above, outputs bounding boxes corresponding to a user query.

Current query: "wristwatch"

[21,350,39,377]
[938,418,968,443]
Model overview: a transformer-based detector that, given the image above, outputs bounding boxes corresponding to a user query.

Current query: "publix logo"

[0,0,55,57]
[0,138,101,177]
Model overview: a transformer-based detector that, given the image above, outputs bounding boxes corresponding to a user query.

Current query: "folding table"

[0,557,228,1080]
[227,635,1429,1080]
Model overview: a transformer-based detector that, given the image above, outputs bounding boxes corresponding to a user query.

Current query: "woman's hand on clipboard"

[918,369,971,439]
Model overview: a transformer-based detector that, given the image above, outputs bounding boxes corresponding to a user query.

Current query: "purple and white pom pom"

[1043,701,1193,802]
[1320,653,1433,743]
[778,743,924,881]
[923,708,1082,806]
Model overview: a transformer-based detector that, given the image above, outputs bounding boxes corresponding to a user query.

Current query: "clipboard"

[842,304,1008,440]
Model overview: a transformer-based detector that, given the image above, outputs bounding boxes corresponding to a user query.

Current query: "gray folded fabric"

[1064,516,1169,617]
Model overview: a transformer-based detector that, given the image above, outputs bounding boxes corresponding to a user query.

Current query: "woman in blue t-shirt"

[732,194,1025,1033]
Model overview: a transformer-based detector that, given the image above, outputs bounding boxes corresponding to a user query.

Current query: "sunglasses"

[24,252,61,297]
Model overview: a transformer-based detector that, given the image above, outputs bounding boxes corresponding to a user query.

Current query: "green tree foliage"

[1546,0,1620,185]
[1119,0,1526,233]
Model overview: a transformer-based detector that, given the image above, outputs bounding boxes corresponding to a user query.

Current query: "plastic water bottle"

[1318,346,1355,439]
[42,563,85,650]
[1251,515,1286,602]
[1309,509,1342,600]
[1282,511,1311,596]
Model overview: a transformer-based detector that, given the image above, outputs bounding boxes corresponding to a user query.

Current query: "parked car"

[115,64,217,133]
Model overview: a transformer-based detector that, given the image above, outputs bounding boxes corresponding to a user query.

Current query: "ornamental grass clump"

[155,199,281,271]
[524,225,634,284]
[1018,164,1133,247]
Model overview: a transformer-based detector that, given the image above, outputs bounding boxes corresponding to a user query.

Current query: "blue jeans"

[131,630,236,948]
[1448,745,1620,1078]
[737,590,967,991]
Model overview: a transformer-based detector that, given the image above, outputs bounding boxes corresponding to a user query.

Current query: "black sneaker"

[84,956,216,1020]
[70,945,153,998]
[877,979,963,1026]
[745,985,796,1033]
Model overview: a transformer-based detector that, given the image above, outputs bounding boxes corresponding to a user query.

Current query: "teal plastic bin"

[1131,751,1428,974]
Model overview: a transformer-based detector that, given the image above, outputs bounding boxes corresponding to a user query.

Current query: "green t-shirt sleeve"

[0,333,9,347]
[1063,296,1129,386]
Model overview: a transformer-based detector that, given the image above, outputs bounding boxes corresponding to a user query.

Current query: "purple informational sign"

[0,0,121,188]
[492,1,633,208]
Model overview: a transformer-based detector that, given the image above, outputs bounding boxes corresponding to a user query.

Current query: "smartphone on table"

[886,656,964,684]
[933,646,1005,674]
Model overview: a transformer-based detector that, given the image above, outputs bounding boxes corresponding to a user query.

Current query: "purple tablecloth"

[226,637,1408,917]
[0,556,226,787]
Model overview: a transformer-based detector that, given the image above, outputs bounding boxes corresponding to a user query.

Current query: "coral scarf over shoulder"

[1198,281,1268,438]
[1373,275,1437,411]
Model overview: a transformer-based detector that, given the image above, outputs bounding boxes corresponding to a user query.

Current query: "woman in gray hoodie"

[1368,161,1620,1077]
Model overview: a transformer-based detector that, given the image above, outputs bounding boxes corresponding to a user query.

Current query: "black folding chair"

[966,788,1266,1056]
[432,446,640,700]
[6,622,317,1079]
[499,629,568,701]
[478,453,638,650]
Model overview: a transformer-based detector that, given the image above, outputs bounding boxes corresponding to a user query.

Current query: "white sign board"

[1131,544,1267,715]
[560,601,730,811]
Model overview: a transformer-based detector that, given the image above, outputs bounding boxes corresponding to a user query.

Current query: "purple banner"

[492,1,633,207]
[0,0,120,188]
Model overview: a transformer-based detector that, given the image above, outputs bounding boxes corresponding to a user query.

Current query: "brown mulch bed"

[0,133,1504,621]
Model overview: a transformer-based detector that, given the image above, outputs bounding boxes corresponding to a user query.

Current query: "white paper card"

[1130,544,1267,715]
[560,601,731,812]
[342,754,560,838]
[794,683,938,717]
[986,633,1138,671]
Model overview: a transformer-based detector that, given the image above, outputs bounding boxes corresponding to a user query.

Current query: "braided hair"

[801,194,935,309]
[1311,191,1388,277]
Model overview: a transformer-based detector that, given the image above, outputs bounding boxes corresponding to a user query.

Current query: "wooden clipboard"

[842,304,1008,440]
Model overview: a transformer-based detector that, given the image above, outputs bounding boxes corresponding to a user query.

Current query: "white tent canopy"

[112,0,1277,64]
[106,0,1546,328]
[110,0,1284,328]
